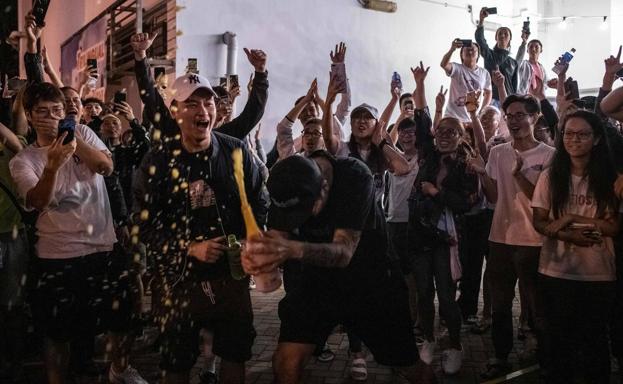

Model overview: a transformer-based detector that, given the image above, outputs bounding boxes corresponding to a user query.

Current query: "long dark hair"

[550,110,617,218]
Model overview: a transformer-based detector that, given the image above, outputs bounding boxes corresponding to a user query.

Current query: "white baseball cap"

[170,73,217,105]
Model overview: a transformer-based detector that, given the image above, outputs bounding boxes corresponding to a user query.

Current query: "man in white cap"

[131,33,269,384]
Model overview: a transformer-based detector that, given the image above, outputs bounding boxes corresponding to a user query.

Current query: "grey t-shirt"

[9,124,116,259]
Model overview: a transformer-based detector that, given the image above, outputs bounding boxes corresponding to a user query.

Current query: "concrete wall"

[175,0,525,141]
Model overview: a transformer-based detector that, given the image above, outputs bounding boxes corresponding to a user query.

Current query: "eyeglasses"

[504,112,531,121]
[563,130,593,141]
[32,106,65,118]
[398,128,416,136]
[302,130,322,138]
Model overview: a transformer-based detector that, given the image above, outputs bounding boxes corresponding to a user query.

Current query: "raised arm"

[24,12,44,84]
[372,119,410,175]
[515,32,529,62]
[330,42,351,125]
[465,90,487,156]
[600,46,623,121]
[218,48,269,139]
[41,45,63,87]
[475,8,494,64]
[491,68,507,104]
[277,80,317,159]
[379,82,400,126]
[433,85,447,132]
[411,61,430,110]
[441,39,462,75]
[322,77,341,155]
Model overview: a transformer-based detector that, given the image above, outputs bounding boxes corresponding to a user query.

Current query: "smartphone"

[114,91,127,104]
[330,64,348,94]
[485,7,497,14]
[228,74,239,90]
[219,76,228,91]
[57,117,76,144]
[564,78,580,100]
[522,18,531,34]
[460,39,473,47]
[32,0,51,27]
[154,67,165,80]
[187,58,198,74]
[87,58,97,70]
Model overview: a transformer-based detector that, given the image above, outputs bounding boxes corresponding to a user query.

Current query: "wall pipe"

[222,31,238,75]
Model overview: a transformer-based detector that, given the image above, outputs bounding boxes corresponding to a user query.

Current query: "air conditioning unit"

[361,0,397,13]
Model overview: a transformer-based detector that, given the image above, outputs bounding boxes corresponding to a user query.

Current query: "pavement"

[15,284,622,383]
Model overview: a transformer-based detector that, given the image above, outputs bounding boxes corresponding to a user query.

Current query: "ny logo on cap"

[188,74,201,84]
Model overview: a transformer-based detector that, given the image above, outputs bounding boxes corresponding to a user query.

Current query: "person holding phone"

[532,110,619,383]
[440,38,492,123]
[8,82,147,384]
[475,7,519,103]
[517,40,553,96]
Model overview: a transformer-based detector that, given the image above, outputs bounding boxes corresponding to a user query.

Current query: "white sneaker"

[109,365,149,384]
[442,346,463,375]
[416,339,435,365]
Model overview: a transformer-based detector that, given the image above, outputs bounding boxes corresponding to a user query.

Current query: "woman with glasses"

[532,110,618,383]
[408,115,478,375]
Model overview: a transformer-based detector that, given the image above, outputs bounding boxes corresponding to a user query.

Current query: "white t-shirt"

[531,170,617,281]
[387,156,419,223]
[444,63,492,123]
[486,141,554,246]
[9,124,116,259]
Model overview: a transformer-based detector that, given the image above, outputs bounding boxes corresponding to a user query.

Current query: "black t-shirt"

[277,157,390,294]
[181,148,229,279]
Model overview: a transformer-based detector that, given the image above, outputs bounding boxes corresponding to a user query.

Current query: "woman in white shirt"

[532,110,618,383]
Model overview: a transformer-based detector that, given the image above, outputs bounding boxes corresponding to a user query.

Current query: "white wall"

[175,0,528,142]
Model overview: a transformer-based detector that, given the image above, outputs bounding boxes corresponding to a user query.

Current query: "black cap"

[267,156,323,231]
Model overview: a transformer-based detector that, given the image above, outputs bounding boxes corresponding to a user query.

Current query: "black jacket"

[134,59,268,140]
[475,26,518,100]
[133,131,269,283]
[409,150,479,249]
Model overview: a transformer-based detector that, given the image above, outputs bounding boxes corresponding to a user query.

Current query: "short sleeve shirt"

[531,169,617,281]
[445,63,492,123]
[9,124,116,259]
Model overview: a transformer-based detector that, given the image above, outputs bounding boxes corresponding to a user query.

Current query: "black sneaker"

[198,370,218,384]
[481,359,511,380]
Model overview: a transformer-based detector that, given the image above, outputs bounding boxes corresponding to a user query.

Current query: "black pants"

[488,242,543,360]
[611,238,623,360]
[539,274,615,384]
[413,242,461,345]
[457,209,493,319]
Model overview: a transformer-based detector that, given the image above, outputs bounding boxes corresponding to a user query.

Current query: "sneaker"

[198,370,218,384]
[416,339,435,365]
[350,357,368,381]
[464,315,478,325]
[481,359,511,380]
[441,346,463,375]
[316,344,335,363]
[518,334,538,362]
[109,365,149,384]
[470,317,491,334]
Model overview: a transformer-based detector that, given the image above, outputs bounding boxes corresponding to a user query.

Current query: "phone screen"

[486,7,497,14]
[228,74,239,90]
[188,58,198,74]
[114,91,127,104]
[57,118,76,144]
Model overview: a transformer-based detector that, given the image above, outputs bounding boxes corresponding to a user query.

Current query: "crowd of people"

[1,5,623,384]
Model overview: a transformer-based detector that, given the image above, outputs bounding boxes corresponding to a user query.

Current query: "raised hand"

[229,84,241,102]
[114,101,136,122]
[465,90,482,113]
[130,32,158,60]
[330,42,347,64]
[521,30,530,43]
[410,61,430,84]
[244,48,267,73]
[326,74,341,106]
[304,78,318,103]
[479,7,489,24]
[492,68,505,89]
[372,119,388,146]
[436,85,448,111]
[451,38,463,51]
[554,56,569,78]
[604,45,623,76]
[25,12,42,42]
[46,133,77,173]
[78,66,98,86]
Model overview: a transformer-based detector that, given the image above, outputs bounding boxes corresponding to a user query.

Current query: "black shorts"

[278,270,418,366]
[30,249,134,343]
[155,276,255,372]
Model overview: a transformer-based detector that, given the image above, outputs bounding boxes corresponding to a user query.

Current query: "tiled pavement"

[19,285,621,383]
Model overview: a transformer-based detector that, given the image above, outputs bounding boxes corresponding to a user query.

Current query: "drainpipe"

[222,31,237,75]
